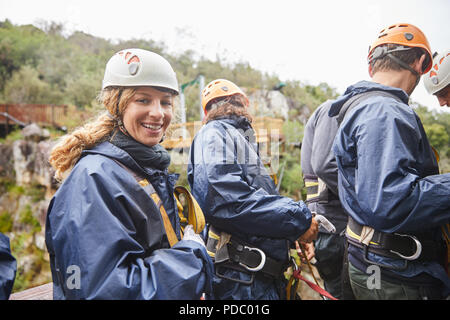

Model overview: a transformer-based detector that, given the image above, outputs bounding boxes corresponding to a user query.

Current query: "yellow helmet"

[201,79,249,115]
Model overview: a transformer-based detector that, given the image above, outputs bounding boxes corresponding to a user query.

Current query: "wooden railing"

[0,104,68,134]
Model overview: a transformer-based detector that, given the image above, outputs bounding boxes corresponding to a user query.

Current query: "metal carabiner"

[239,246,266,272]
[389,233,422,261]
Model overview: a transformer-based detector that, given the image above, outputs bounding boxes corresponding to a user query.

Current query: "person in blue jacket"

[0,232,16,300]
[329,23,450,299]
[187,79,318,300]
[45,48,213,300]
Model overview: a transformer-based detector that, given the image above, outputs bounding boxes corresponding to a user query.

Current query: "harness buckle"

[389,233,422,261]
[239,246,266,272]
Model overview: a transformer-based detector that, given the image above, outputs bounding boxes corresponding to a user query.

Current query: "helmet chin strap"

[386,53,421,89]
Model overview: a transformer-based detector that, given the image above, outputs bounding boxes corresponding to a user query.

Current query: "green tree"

[3,65,61,104]
[0,20,46,91]
[424,123,449,151]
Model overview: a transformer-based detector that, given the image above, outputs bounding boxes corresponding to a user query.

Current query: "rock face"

[1,123,56,225]
[0,123,56,292]
[247,89,290,120]
[12,140,56,196]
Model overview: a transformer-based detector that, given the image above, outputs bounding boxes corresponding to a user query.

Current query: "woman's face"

[122,87,173,147]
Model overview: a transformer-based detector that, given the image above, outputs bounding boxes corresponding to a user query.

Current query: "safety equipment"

[182,225,206,247]
[174,186,206,234]
[102,48,179,94]
[113,159,206,247]
[286,241,338,300]
[206,226,285,285]
[201,79,249,114]
[346,216,445,270]
[424,50,450,94]
[368,23,433,73]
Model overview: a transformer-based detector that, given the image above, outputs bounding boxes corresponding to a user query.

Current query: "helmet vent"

[128,62,139,75]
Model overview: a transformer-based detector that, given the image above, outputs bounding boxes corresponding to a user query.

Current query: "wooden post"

[5,104,9,136]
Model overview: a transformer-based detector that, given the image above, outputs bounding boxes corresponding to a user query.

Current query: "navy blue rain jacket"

[0,233,16,300]
[45,142,213,299]
[329,81,450,294]
[187,117,312,299]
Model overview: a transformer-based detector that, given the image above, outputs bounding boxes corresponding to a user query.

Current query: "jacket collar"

[328,80,410,117]
[214,115,253,132]
[81,141,167,177]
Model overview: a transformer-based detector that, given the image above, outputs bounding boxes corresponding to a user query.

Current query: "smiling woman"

[44,48,214,300]
[122,87,173,147]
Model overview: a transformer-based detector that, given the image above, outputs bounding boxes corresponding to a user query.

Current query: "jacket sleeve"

[190,126,312,242]
[0,233,16,300]
[46,163,213,300]
[334,103,450,233]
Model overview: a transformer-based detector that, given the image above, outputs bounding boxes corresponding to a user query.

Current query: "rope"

[293,241,338,300]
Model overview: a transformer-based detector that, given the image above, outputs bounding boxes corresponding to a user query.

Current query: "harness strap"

[337,90,403,127]
[113,159,179,247]
[346,216,443,263]
[206,226,287,281]
[174,186,205,234]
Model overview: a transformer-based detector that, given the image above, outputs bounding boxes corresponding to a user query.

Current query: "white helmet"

[102,48,179,94]
[424,49,450,95]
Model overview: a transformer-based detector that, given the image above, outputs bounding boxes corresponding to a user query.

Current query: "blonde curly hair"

[49,87,136,181]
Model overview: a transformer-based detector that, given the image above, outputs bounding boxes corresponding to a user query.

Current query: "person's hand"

[182,225,205,247]
[297,218,319,243]
[296,241,315,263]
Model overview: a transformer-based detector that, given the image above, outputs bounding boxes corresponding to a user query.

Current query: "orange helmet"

[368,23,433,73]
[201,79,249,114]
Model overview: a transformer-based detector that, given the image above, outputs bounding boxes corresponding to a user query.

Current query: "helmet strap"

[386,53,421,88]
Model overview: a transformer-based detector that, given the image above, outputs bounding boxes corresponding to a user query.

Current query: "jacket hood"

[328,80,410,117]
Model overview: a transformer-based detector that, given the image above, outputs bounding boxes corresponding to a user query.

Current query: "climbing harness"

[206,226,286,285]
[346,216,446,271]
[113,159,205,247]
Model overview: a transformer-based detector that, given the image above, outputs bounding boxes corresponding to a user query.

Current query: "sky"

[1,0,449,112]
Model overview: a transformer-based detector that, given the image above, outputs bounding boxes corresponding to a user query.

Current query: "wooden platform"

[9,282,53,300]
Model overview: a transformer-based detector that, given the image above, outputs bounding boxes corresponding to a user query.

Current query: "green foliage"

[415,104,450,173]
[0,211,13,233]
[3,65,60,104]
[0,127,23,143]
[424,123,449,151]
[7,184,25,196]
[0,20,46,92]
[19,205,41,233]
[9,231,51,293]
[26,184,46,203]
[283,120,304,145]
[278,148,304,201]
